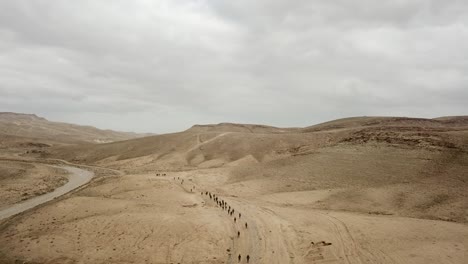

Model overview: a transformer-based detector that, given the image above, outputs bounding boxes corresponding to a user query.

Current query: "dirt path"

[185,169,464,264]
[221,198,294,263]
[1,170,465,263]
[188,132,231,153]
[0,165,93,220]
[189,182,295,263]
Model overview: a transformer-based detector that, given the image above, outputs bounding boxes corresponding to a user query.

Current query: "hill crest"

[188,122,295,133]
[0,112,149,144]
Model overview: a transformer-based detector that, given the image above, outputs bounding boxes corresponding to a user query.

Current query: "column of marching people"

[174,175,251,263]
[201,190,251,263]
[170,173,332,262]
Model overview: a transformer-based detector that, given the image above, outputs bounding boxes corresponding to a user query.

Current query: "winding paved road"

[0,165,94,220]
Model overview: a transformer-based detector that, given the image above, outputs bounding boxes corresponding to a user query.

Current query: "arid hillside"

[46,116,468,169]
[0,161,68,209]
[42,116,468,224]
[0,112,150,144]
[2,115,468,264]
[188,123,300,133]
[44,122,347,171]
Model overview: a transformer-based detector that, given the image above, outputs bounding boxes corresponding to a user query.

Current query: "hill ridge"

[0,112,149,144]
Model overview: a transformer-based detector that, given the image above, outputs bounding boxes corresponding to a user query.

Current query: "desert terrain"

[0,115,467,263]
[0,161,68,209]
[0,112,150,146]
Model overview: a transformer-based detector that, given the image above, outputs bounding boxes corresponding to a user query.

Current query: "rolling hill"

[41,116,468,223]
[45,116,468,169]
[2,115,467,264]
[0,112,151,144]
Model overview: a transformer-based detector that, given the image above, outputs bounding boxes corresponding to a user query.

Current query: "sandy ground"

[0,161,68,209]
[1,168,466,264]
[0,166,93,220]
[1,117,467,263]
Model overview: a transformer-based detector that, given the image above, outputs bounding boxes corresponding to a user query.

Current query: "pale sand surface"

[1,170,466,264]
[1,116,467,263]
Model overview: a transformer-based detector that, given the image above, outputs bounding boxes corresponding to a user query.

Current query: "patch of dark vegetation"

[340,127,459,150]
[415,194,451,210]
[182,203,198,208]
[432,216,457,222]
[19,142,51,148]
[368,211,393,216]
[393,192,408,208]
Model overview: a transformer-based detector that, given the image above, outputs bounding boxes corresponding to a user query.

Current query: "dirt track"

[0,168,466,263]
[170,171,468,264]
[1,115,468,263]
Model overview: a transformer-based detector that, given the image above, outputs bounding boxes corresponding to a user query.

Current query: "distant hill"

[45,116,468,170]
[187,123,299,133]
[0,112,151,144]
[302,116,468,132]
[35,115,468,223]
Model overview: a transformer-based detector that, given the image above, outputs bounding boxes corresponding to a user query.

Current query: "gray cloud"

[1,0,467,133]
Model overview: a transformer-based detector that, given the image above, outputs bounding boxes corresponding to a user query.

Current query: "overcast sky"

[1,0,467,133]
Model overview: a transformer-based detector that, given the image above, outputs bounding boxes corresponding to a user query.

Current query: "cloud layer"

[1,0,467,133]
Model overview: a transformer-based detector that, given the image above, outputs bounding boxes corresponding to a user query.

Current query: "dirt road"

[0,165,93,220]
[184,170,468,264]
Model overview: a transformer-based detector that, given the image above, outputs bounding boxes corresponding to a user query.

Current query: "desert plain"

[0,113,467,264]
